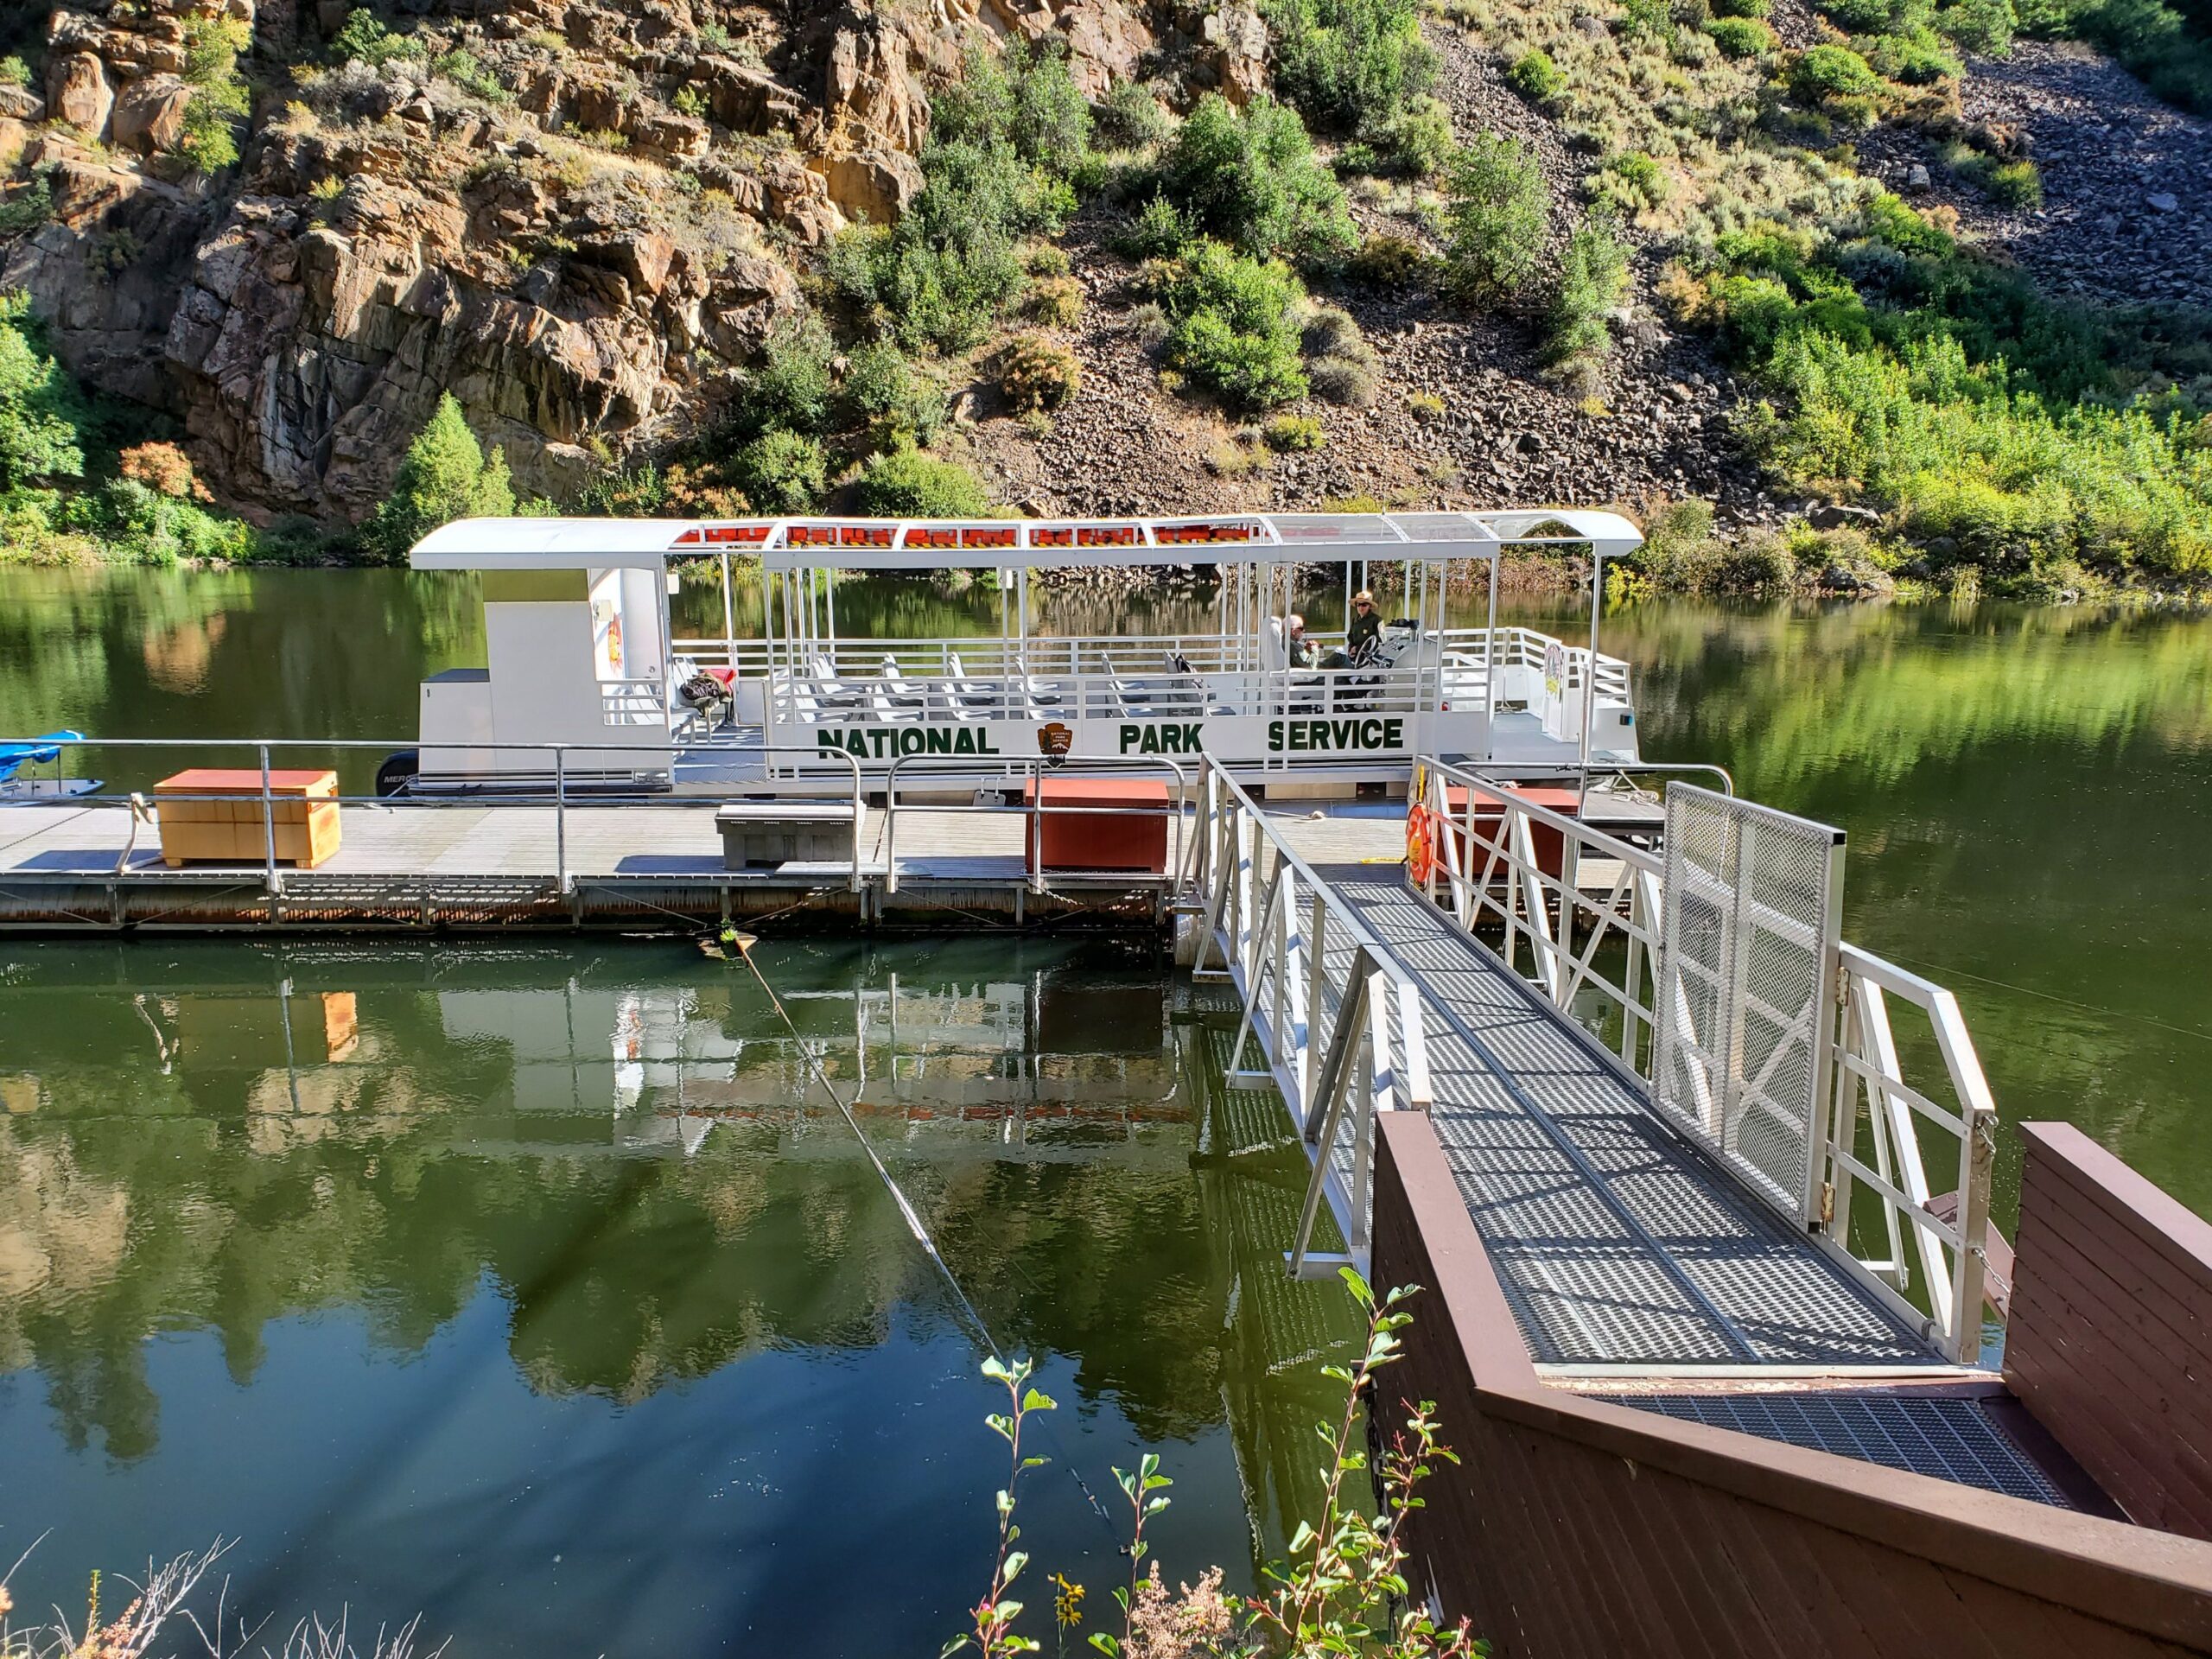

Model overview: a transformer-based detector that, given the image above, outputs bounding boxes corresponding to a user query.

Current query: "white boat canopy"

[410,508,1643,573]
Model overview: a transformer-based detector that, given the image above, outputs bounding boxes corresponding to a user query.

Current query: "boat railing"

[1188,757,1435,1281]
[0,735,865,900]
[671,625,1631,685]
[879,753,1194,899]
[1409,753,1998,1363]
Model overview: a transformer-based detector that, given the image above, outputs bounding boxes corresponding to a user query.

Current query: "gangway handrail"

[1406,748,1998,1364]
[1192,756,1434,1277]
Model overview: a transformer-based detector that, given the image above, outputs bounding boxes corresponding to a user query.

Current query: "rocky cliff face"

[0,0,1160,522]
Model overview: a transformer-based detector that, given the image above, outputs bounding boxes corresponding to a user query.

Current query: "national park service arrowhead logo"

[1038,721,1073,763]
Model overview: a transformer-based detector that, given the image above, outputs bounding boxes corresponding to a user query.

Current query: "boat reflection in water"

[0,938,1356,1658]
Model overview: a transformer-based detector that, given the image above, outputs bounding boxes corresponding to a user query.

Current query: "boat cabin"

[404,509,1644,791]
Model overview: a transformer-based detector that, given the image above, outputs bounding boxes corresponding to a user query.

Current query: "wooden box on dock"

[1023,778,1169,874]
[154,768,341,868]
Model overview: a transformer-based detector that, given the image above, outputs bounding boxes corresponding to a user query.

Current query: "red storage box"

[1024,778,1170,874]
[1444,784,1580,880]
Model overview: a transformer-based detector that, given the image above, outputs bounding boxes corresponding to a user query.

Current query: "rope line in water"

[1883,951,2212,1046]
[722,931,1119,1534]
[728,939,1003,1358]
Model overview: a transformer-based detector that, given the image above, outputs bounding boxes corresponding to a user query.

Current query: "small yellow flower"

[1052,1574,1084,1630]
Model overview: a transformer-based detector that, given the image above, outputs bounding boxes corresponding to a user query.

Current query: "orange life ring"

[1407,804,1436,885]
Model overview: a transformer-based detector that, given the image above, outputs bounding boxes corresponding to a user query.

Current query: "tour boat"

[392,508,1646,797]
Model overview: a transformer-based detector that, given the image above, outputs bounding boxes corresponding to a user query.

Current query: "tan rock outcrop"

[111,74,196,156]
[47,52,115,138]
[3,0,1167,522]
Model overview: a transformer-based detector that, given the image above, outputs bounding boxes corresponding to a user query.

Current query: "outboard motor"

[375,750,419,798]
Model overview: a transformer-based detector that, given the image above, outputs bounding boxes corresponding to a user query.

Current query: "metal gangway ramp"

[1192,753,2005,1381]
[1292,866,1930,1368]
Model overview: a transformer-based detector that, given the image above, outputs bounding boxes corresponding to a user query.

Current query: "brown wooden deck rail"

[2005,1120,2212,1543]
[1370,1111,2212,1657]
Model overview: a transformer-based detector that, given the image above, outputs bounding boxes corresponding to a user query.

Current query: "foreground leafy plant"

[953,1272,1476,1659]
[944,1354,1058,1659]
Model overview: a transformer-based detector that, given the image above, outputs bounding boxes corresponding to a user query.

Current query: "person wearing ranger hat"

[1344,590,1382,661]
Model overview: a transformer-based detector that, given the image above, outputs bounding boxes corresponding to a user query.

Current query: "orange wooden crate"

[1023,778,1170,874]
[154,768,340,868]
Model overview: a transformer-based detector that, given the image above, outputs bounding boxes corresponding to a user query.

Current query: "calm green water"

[3,569,2210,1648]
[0,936,1345,1653]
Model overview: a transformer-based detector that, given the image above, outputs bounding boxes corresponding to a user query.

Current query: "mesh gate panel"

[1654,785,1843,1222]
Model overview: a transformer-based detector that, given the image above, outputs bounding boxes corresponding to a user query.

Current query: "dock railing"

[1191,757,1433,1278]
[878,753,1194,899]
[0,736,867,899]
[1409,754,1999,1363]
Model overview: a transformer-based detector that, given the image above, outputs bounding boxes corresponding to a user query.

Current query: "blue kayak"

[0,729,84,785]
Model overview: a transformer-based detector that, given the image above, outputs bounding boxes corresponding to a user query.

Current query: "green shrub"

[368,394,516,561]
[734,429,826,513]
[435,48,512,104]
[1346,230,1431,286]
[1305,361,1381,404]
[1303,308,1383,404]
[1936,0,2018,49]
[1790,43,1885,99]
[1505,49,1567,102]
[1980,156,2042,207]
[329,9,421,65]
[1378,95,1455,175]
[175,16,251,174]
[0,55,29,87]
[1115,194,1194,259]
[1859,26,1961,82]
[1025,274,1084,327]
[1942,144,2042,207]
[737,314,835,435]
[1546,213,1631,373]
[1097,79,1175,149]
[1265,412,1327,449]
[1713,0,1772,19]
[998,335,1083,412]
[1264,0,1440,138]
[1706,16,1777,54]
[933,39,1092,174]
[0,294,87,489]
[855,447,996,517]
[837,340,948,446]
[1598,150,1670,211]
[1442,134,1548,304]
[823,54,1089,351]
[1156,94,1358,265]
[1152,241,1311,410]
[0,170,54,238]
[90,476,254,565]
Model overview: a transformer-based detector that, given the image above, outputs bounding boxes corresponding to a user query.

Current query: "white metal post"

[258,744,279,893]
[555,747,569,893]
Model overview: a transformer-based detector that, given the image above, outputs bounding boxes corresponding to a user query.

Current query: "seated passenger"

[1287,613,1317,668]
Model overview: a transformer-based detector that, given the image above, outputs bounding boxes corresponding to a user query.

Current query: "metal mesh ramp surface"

[1605,1394,2075,1507]
[1310,868,1933,1369]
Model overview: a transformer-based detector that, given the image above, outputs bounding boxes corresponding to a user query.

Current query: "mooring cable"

[723,932,1002,1356]
[717,929,1118,1533]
